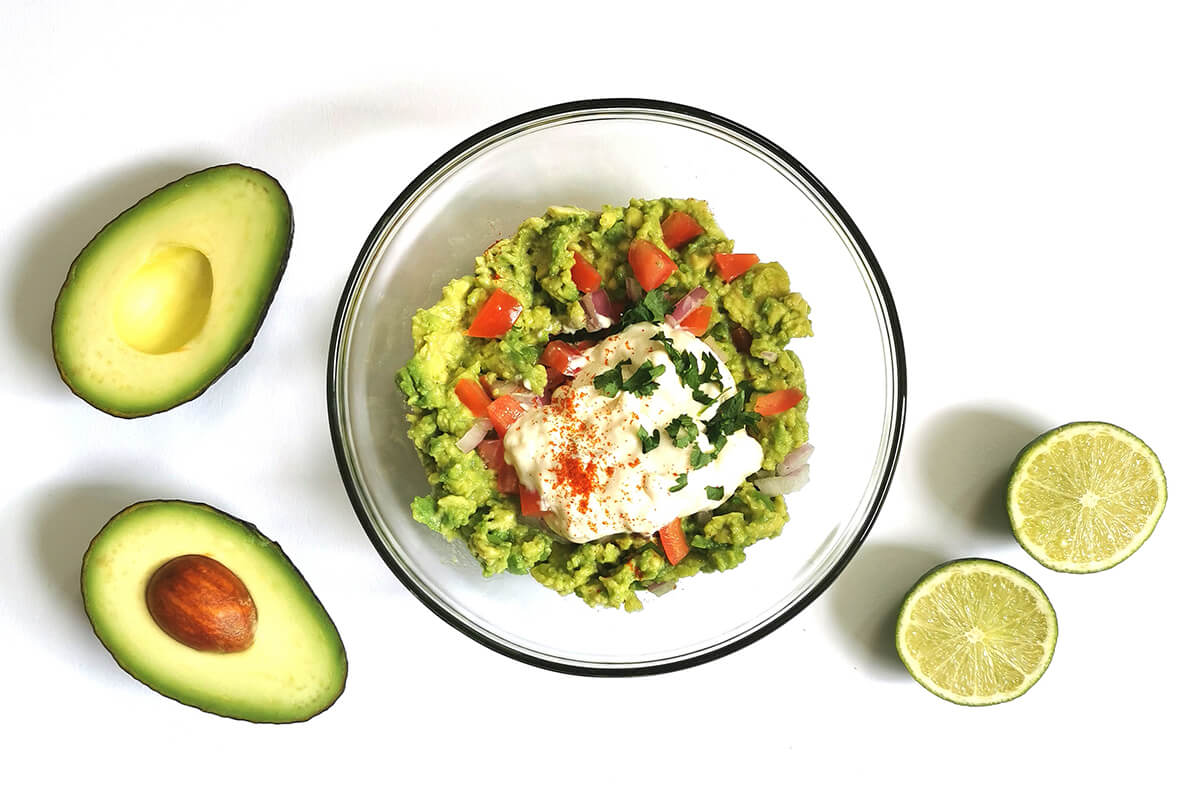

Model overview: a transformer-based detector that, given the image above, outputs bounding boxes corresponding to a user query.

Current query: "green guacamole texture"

[396,199,812,611]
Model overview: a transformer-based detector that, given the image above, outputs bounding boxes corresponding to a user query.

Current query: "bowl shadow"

[826,541,952,678]
[917,405,1049,538]
[8,156,217,390]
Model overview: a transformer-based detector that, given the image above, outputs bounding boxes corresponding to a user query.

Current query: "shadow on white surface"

[29,479,170,673]
[917,404,1049,538]
[8,156,217,390]
[827,541,951,679]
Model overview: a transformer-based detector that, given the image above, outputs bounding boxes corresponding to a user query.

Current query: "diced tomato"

[658,518,688,566]
[477,439,504,471]
[713,253,759,282]
[570,252,602,294]
[486,394,525,436]
[628,239,677,291]
[496,470,518,495]
[661,211,705,250]
[677,305,713,336]
[477,439,518,494]
[454,378,492,418]
[467,289,523,338]
[518,484,545,517]
[539,340,586,378]
[754,388,805,416]
[731,324,752,353]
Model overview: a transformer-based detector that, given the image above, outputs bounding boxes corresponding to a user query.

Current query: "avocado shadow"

[917,405,1049,539]
[8,157,216,390]
[29,480,167,669]
[827,542,951,678]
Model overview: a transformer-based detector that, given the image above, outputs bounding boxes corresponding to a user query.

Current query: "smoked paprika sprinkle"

[395,198,813,612]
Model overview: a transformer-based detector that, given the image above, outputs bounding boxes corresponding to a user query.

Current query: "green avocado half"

[52,164,292,417]
[82,500,347,723]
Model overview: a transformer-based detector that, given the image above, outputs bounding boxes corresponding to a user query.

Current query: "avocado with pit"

[82,500,347,723]
[52,164,292,417]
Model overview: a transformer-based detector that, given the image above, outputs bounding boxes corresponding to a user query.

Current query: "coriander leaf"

[624,361,665,397]
[653,330,704,395]
[669,473,688,493]
[705,387,761,441]
[665,415,699,448]
[637,425,660,453]
[678,352,700,389]
[620,287,670,326]
[593,359,630,397]
[690,447,714,468]
[706,486,724,501]
[700,352,722,385]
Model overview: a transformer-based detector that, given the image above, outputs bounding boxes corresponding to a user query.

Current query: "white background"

[2,1,1196,797]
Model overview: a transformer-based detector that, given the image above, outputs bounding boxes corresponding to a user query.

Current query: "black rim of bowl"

[327,97,907,677]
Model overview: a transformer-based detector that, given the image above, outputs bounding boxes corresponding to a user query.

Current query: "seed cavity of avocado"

[83,500,347,723]
[145,554,258,653]
[113,244,214,355]
[52,164,293,418]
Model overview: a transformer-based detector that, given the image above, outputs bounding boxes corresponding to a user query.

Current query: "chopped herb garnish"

[665,415,699,448]
[620,287,670,326]
[705,383,761,441]
[623,361,665,397]
[653,330,721,405]
[706,486,724,501]
[637,425,660,453]
[669,473,688,493]
[593,359,630,397]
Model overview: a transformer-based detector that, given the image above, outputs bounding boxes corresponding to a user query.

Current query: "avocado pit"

[113,244,214,355]
[145,554,257,653]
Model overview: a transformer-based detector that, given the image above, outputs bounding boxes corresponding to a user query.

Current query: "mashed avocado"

[396,198,812,611]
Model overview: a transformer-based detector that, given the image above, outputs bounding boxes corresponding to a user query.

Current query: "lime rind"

[895,558,1057,706]
[1007,422,1167,574]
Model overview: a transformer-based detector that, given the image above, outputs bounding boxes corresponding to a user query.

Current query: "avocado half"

[82,500,347,723]
[52,164,293,417]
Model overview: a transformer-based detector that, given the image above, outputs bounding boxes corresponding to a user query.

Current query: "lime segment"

[1007,422,1166,573]
[896,559,1057,705]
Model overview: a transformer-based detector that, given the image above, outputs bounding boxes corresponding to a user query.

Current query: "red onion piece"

[754,464,810,496]
[455,419,493,452]
[580,290,615,332]
[670,286,709,322]
[625,275,643,303]
[645,580,677,597]
[507,392,542,409]
[777,442,814,477]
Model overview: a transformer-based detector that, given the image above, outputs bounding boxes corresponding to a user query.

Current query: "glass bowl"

[328,99,906,675]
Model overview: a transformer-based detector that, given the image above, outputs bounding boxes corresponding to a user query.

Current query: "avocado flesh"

[52,164,292,417]
[82,501,347,723]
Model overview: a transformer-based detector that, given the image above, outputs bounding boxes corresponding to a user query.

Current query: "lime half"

[896,559,1057,706]
[1007,422,1166,573]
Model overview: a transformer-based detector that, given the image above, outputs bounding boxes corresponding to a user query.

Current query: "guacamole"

[396,198,812,611]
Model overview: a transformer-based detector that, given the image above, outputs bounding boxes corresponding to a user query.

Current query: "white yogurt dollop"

[503,322,763,543]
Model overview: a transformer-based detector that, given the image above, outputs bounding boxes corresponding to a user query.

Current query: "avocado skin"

[51,163,294,418]
[81,500,347,724]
